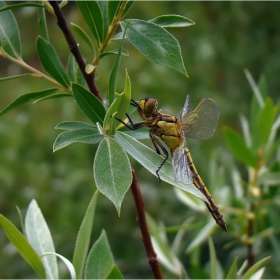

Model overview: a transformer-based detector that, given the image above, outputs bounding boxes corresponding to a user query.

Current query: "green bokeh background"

[0,1,280,278]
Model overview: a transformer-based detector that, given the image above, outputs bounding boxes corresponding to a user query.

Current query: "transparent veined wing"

[180,98,220,140]
[179,95,191,119]
[172,137,193,184]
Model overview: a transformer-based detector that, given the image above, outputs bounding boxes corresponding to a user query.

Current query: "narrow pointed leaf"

[223,126,257,168]
[41,252,76,280]
[0,2,43,12]
[70,22,95,52]
[209,237,217,279]
[120,19,187,76]
[100,49,128,59]
[226,257,238,279]
[38,5,49,41]
[104,71,131,134]
[149,15,195,28]
[115,131,207,202]
[85,230,114,279]
[255,98,276,146]
[76,1,104,44]
[68,54,87,87]
[36,36,70,88]
[106,264,124,279]
[53,128,103,152]
[25,200,58,279]
[55,121,95,131]
[72,83,106,125]
[146,214,184,277]
[0,1,21,58]
[73,191,99,279]
[108,1,121,24]
[242,256,270,279]
[186,220,216,253]
[33,93,72,103]
[93,137,132,215]
[0,213,46,278]
[0,73,32,81]
[0,88,58,116]
[108,32,126,105]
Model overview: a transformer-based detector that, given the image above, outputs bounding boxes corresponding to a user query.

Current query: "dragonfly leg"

[149,131,169,183]
[115,114,146,130]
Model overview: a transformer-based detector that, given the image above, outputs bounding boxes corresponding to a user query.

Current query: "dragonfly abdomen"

[185,149,227,232]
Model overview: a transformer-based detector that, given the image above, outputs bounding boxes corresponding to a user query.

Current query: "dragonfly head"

[139,98,158,118]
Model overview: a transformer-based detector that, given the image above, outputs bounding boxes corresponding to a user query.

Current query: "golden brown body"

[120,97,227,231]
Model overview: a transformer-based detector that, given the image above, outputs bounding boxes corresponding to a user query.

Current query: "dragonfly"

[117,95,227,231]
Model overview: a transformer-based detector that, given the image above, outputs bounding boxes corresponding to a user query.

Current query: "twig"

[247,203,254,267]
[49,1,103,102]
[131,169,163,279]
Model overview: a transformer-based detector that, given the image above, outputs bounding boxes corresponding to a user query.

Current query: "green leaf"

[104,71,131,134]
[72,83,106,125]
[41,252,76,279]
[149,14,195,28]
[114,131,208,202]
[223,126,257,168]
[254,98,276,148]
[108,1,121,24]
[120,19,187,76]
[0,73,32,81]
[106,264,124,279]
[146,214,184,277]
[33,93,72,103]
[121,1,134,19]
[93,137,132,215]
[0,2,43,12]
[209,237,217,279]
[73,191,99,279]
[68,54,87,87]
[226,257,238,279]
[85,230,114,279]
[108,32,126,105]
[0,213,46,278]
[25,200,58,279]
[38,5,49,41]
[76,1,104,44]
[70,22,95,52]
[100,49,129,59]
[36,36,70,88]
[0,1,21,58]
[55,121,95,131]
[186,220,216,253]
[0,88,58,116]
[259,171,280,185]
[242,256,270,279]
[97,1,109,41]
[53,128,103,152]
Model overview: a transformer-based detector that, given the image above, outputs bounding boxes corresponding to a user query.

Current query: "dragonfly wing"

[181,98,220,139]
[172,145,193,185]
[179,95,191,119]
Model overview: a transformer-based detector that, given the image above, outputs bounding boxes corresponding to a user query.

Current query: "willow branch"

[49,1,103,102]
[131,169,163,279]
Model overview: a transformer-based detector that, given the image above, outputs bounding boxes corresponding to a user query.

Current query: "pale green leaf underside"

[115,131,207,202]
[25,200,58,279]
[93,137,132,215]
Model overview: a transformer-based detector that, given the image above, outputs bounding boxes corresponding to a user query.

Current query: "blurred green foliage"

[1,1,280,278]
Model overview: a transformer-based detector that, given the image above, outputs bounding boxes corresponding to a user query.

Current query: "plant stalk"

[49,1,103,102]
[131,169,163,279]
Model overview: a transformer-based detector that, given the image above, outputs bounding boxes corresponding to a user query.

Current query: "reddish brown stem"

[131,169,163,279]
[247,203,254,267]
[49,1,103,102]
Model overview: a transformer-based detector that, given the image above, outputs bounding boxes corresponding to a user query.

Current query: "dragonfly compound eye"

[144,98,158,116]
